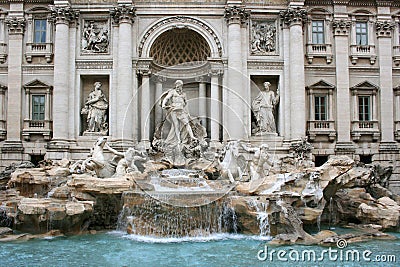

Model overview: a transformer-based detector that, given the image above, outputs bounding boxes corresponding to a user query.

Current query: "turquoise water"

[0,231,399,267]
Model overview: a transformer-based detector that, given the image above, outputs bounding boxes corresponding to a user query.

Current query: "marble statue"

[153,80,207,166]
[82,21,109,53]
[218,141,247,183]
[81,82,109,135]
[251,21,276,55]
[114,147,147,177]
[252,81,279,135]
[80,137,118,178]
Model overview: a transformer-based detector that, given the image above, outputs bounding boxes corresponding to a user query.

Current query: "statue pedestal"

[249,133,284,148]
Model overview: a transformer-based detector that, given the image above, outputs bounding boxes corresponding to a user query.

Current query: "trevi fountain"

[0,80,399,266]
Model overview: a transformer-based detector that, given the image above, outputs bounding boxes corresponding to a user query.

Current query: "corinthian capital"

[110,5,136,24]
[279,7,307,27]
[6,17,26,35]
[224,6,250,25]
[375,21,395,37]
[332,19,351,35]
[49,5,79,25]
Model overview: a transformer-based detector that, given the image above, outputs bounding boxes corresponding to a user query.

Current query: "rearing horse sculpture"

[218,141,246,183]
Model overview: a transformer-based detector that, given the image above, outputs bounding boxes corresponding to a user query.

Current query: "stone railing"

[305,43,332,64]
[22,119,52,141]
[393,46,400,66]
[351,120,380,141]
[25,43,53,63]
[0,43,7,63]
[307,120,336,141]
[350,45,376,65]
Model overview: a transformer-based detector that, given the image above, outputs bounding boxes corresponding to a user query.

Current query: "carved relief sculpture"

[252,81,279,135]
[81,82,109,135]
[251,21,277,55]
[81,20,109,53]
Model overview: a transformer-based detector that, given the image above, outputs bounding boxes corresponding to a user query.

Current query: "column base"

[378,142,399,153]
[108,139,136,151]
[334,142,356,155]
[1,140,24,153]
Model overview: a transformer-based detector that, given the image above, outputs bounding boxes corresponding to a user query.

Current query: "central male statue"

[161,80,196,145]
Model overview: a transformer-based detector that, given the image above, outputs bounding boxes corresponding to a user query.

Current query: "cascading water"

[117,192,237,237]
[247,199,270,237]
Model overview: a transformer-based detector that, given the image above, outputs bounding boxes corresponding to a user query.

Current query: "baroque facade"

[1,0,400,192]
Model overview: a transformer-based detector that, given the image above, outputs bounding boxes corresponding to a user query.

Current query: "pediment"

[306,80,335,90]
[350,81,378,90]
[24,79,51,88]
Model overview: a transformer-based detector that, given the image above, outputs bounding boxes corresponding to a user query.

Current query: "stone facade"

[0,0,400,192]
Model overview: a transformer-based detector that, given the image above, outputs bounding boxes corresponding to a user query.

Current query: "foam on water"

[108,231,272,243]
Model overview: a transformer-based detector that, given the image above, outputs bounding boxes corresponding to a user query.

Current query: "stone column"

[224,5,249,140]
[154,76,165,126]
[196,76,207,128]
[376,20,397,151]
[3,16,25,151]
[280,7,307,140]
[209,64,223,145]
[110,4,136,144]
[49,5,78,147]
[332,19,355,154]
[137,60,152,148]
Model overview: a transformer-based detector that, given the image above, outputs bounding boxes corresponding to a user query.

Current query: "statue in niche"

[252,81,279,135]
[251,21,276,55]
[81,82,109,135]
[82,21,109,53]
[153,80,207,166]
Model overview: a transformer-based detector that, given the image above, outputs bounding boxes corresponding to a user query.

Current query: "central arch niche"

[149,28,211,66]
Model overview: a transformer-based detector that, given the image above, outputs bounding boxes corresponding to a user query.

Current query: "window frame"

[31,94,45,121]
[358,95,371,121]
[33,19,47,44]
[311,20,325,44]
[314,95,328,121]
[355,21,368,45]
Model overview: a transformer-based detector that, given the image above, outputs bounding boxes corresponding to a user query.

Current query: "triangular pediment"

[24,79,51,88]
[306,80,335,90]
[350,81,378,90]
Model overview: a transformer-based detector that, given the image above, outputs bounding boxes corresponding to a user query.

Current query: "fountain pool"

[0,230,399,267]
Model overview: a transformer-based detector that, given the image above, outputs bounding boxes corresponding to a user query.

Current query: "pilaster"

[280,7,307,141]
[110,3,136,144]
[48,4,79,151]
[2,15,26,153]
[224,5,250,140]
[376,19,398,152]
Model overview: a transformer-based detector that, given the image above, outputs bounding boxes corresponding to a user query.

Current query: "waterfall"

[247,199,270,237]
[117,193,237,237]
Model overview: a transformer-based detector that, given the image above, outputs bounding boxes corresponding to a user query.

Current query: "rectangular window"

[356,22,368,45]
[314,95,327,121]
[358,96,371,121]
[32,95,45,121]
[34,19,47,43]
[312,21,324,44]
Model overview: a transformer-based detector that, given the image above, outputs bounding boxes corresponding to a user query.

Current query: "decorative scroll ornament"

[224,6,250,25]
[109,5,136,24]
[5,17,26,34]
[331,19,352,35]
[49,6,79,24]
[375,21,395,37]
[279,7,307,26]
